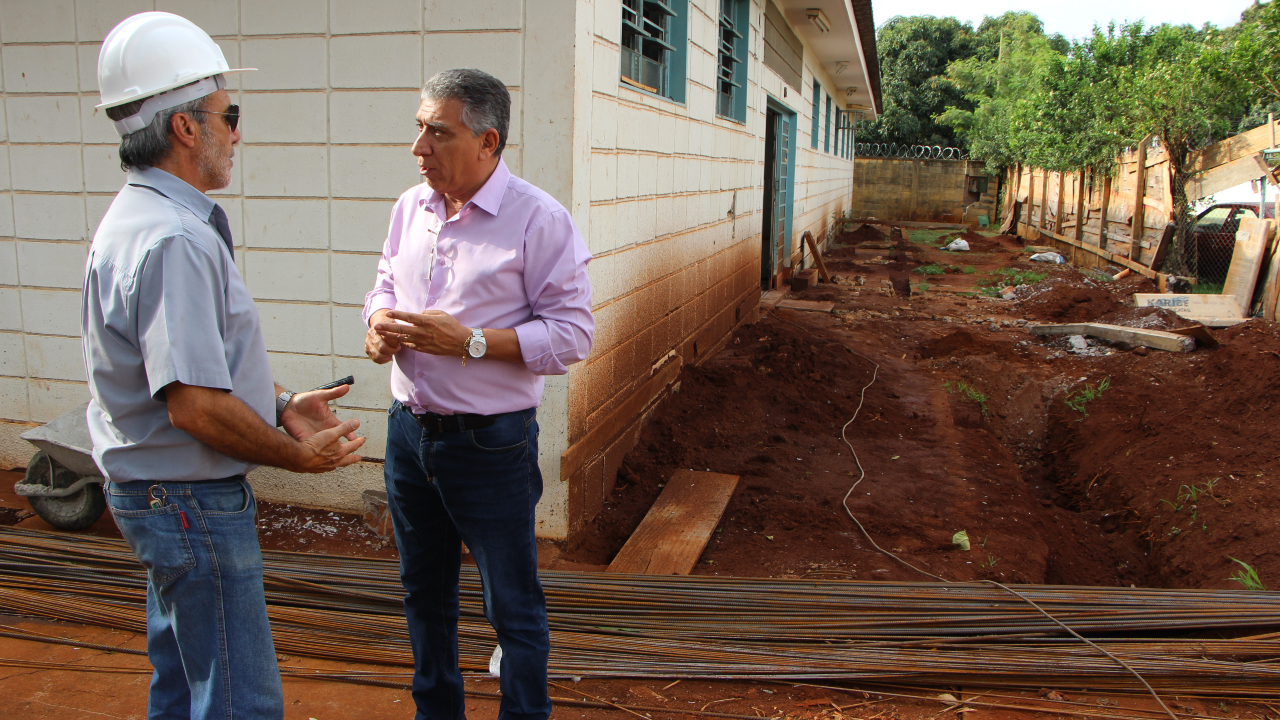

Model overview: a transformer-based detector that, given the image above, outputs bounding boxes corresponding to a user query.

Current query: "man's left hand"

[374,310,468,357]
[282,384,360,442]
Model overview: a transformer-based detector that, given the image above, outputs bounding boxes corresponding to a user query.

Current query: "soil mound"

[1015,273,1125,322]
[847,224,888,244]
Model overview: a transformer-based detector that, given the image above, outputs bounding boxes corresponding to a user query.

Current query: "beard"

[196,121,234,191]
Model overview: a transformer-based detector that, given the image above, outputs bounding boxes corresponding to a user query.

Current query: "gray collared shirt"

[82,166,275,482]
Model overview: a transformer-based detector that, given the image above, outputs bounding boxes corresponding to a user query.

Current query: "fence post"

[1026,167,1035,235]
[1098,172,1112,249]
[1130,137,1150,260]
[1055,172,1065,235]
[1039,170,1050,233]
[1074,170,1086,242]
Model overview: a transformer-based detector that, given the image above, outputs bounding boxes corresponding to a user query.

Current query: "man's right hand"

[292,420,366,473]
[365,308,401,364]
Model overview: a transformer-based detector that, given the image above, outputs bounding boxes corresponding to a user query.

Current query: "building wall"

[564,0,856,535]
[852,157,996,223]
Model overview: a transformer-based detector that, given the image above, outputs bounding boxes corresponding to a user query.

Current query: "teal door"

[761,102,795,289]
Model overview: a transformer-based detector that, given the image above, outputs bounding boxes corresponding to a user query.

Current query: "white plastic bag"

[943,239,970,252]
[1029,252,1065,264]
[489,644,502,677]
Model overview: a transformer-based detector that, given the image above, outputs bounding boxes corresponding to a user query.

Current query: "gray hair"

[105,95,209,170]
[422,69,510,156]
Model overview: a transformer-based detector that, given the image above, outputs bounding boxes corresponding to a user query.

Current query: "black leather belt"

[410,409,497,433]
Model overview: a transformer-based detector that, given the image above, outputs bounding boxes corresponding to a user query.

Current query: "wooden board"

[1223,218,1274,305]
[802,231,832,282]
[1167,324,1220,350]
[1132,293,1245,322]
[1030,322,1197,352]
[607,470,739,575]
[1186,152,1270,202]
[759,289,787,310]
[775,299,835,313]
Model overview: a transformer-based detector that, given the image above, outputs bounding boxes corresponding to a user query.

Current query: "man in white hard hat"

[83,13,365,719]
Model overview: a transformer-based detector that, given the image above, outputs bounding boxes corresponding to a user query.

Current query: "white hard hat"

[97,12,255,136]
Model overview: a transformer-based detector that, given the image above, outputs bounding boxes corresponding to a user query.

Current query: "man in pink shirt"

[362,69,593,720]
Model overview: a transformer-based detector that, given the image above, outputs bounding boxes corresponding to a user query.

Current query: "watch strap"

[275,391,295,427]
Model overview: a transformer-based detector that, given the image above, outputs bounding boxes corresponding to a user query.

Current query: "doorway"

[761,100,795,290]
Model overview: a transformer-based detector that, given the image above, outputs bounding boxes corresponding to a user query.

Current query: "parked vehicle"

[1186,203,1276,283]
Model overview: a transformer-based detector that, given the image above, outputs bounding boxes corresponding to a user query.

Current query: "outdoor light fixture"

[807,8,831,33]
[835,61,849,74]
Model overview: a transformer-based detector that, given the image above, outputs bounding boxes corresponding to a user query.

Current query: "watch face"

[468,340,487,358]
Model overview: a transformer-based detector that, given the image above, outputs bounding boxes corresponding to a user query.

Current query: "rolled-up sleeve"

[136,235,231,399]
[515,209,594,376]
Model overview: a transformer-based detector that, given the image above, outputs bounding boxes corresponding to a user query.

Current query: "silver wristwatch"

[465,328,487,359]
[275,390,294,427]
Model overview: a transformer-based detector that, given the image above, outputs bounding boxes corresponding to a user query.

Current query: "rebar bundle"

[1,526,1277,696]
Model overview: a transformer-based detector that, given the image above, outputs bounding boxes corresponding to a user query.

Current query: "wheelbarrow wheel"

[25,450,106,531]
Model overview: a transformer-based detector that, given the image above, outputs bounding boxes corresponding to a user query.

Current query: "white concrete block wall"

[0,1,534,485]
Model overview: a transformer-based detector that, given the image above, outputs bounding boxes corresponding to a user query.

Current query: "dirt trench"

[561,229,1280,591]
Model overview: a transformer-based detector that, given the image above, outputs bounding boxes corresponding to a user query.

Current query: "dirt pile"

[844,224,888,245]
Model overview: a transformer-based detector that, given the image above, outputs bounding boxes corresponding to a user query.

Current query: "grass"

[1228,558,1267,590]
[1193,281,1226,294]
[943,380,990,416]
[914,264,946,275]
[1084,269,1115,283]
[1065,377,1110,416]
[962,265,976,274]
[909,230,955,246]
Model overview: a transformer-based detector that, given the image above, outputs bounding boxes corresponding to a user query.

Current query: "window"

[833,110,841,157]
[810,80,820,149]
[621,0,687,102]
[716,0,748,122]
[824,94,832,153]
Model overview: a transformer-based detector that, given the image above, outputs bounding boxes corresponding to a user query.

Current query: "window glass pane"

[811,80,820,149]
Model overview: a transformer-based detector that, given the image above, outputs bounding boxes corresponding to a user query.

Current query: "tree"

[857,16,978,147]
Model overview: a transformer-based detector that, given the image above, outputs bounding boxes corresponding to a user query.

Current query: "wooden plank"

[1222,217,1274,304]
[607,469,740,575]
[1030,322,1197,352]
[1054,172,1065,234]
[849,219,973,230]
[776,299,835,313]
[1133,293,1245,323]
[760,288,787,310]
[1097,173,1111,249]
[1187,119,1276,174]
[1036,226,1157,278]
[1130,138,1149,261]
[1186,152,1269,202]
[1074,171,1086,242]
[1039,169,1050,231]
[802,231,832,282]
[1167,324,1220,350]
[1148,222,1176,272]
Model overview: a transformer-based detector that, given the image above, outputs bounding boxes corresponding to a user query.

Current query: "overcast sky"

[881,0,1258,41]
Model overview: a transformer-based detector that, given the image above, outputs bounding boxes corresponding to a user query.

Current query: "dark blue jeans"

[104,477,283,720]
[384,401,550,720]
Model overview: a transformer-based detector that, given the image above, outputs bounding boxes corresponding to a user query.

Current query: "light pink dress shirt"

[362,159,594,415]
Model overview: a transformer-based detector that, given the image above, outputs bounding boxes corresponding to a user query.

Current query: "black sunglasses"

[193,104,240,132]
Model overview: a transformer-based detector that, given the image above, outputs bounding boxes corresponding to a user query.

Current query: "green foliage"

[943,380,990,416]
[979,267,1048,289]
[1065,377,1111,415]
[914,264,945,275]
[1228,557,1267,590]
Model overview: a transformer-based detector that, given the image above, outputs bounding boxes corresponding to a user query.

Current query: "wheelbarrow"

[13,376,355,531]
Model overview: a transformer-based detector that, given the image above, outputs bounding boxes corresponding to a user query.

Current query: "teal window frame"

[810,80,820,149]
[715,0,749,123]
[824,93,832,153]
[621,0,688,103]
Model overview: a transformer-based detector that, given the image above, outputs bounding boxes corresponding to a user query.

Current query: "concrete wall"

[852,156,996,223]
[0,0,860,540]
[564,0,856,534]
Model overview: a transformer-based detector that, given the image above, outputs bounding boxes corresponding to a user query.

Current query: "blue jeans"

[105,477,283,720]
[384,401,550,720]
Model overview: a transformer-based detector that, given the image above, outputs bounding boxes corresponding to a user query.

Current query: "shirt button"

[416,372,424,378]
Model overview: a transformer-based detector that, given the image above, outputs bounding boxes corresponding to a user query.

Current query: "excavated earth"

[563,227,1280,591]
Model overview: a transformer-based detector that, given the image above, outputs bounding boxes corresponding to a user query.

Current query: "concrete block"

[266,351,333,394]
[329,90,421,144]
[0,241,17,285]
[29,380,90,423]
[1,45,79,93]
[247,459,386,512]
[590,96,617,150]
[20,288,81,337]
[257,301,332,355]
[82,145,127,193]
[332,0,422,34]
[360,489,394,542]
[332,355,394,411]
[13,197,86,243]
[0,289,19,331]
[241,37,328,91]
[242,0,326,34]
[592,41,619,96]
[589,153,617,203]
[155,0,240,37]
[0,332,24,376]
[6,96,81,143]
[424,0,522,31]
[331,34,423,89]
[244,250,330,302]
[637,153,657,198]
[333,407,387,460]
[25,334,85,381]
[593,0,622,44]
[424,32,521,86]
[239,92,327,144]
[10,146,83,193]
[0,377,30,423]
[243,198,328,250]
[242,145,328,198]
[616,154,638,199]
[0,148,8,191]
[0,0,75,43]
[76,0,152,42]
[331,305,368,358]
[329,146,419,200]
[331,199,394,252]
[81,99,123,144]
[331,252,381,305]
[588,202,617,256]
